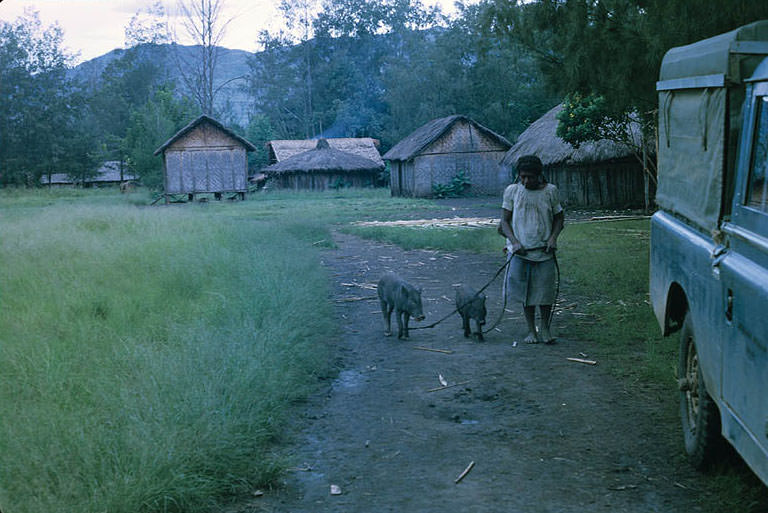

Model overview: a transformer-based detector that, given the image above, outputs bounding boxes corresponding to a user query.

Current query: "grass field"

[0,187,432,513]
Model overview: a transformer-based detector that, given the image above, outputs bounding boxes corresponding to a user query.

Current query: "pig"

[377,272,425,339]
[455,285,487,341]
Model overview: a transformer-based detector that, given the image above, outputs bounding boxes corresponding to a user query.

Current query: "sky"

[0,0,468,64]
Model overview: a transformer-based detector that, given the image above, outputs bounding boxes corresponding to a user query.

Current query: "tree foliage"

[0,10,91,186]
[125,1,170,47]
[483,0,768,129]
[123,86,197,189]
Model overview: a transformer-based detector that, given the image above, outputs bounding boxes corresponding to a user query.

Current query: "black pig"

[455,285,487,341]
[377,273,425,339]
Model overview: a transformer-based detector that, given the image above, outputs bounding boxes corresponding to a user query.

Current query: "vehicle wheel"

[678,314,722,469]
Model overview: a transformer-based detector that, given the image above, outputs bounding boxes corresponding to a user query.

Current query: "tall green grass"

[0,201,335,512]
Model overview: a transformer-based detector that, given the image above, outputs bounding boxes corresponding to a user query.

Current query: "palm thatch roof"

[502,104,641,169]
[263,139,384,175]
[153,115,256,156]
[268,138,383,166]
[383,115,512,162]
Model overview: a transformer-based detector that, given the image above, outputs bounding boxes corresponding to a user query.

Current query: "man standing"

[499,155,564,344]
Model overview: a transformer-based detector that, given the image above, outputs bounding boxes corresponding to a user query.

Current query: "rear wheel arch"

[665,282,688,335]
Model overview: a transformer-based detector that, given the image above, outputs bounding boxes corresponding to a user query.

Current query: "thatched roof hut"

[502,104,646,208]
[263,138,384,190]
[154,115,256,156]
[40,161,137,187]
[501,104,640,168]
[267,138,383,167]
[154,115,256,202]
[383,115,512,197]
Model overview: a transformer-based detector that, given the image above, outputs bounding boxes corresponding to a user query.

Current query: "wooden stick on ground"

[567,357,598,366]
[414,346,454,355]
[334,296,378,302]
[427,380,471,393]
[455,461,475,484]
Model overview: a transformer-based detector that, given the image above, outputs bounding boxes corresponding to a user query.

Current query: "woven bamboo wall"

[164,124,248,194]
[271,172,378,190]
[392,119,510,197]
[544,159,647,208]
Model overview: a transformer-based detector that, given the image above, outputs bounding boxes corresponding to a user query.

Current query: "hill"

[68,43,255,126]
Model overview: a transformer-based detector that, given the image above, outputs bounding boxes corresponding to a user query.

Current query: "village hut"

[40,161,137,188]
[154,115,256,202]
[267,138,383,167]
[383,115,512,197]
[262,138,384,190]
[501,104,646,208]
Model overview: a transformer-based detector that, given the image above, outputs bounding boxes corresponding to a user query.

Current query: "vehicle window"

[746,96,768,213]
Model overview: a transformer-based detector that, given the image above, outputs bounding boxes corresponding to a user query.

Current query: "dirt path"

[252,229,712,513]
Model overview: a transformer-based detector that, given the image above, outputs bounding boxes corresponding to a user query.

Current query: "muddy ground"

[239,200,759,512]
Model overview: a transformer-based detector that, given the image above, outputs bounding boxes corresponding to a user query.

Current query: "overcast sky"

[0,0,468,64]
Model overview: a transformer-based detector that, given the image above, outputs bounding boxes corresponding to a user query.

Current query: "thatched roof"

[268,138,383,166]
[40,161,137,185]
[502,104,641,168]
[153,115,256,156]
[383,115,512,162]
[263,139,384,175]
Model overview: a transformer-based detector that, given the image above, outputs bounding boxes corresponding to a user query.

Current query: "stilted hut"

[383,115,512,197]
[501,104,646,208]
[154,115,256,202]
[263,138,384,190]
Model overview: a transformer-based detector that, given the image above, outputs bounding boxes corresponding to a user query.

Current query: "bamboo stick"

[454,461,475,484]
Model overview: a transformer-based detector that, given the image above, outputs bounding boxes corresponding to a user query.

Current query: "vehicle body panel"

[651,21,768,486]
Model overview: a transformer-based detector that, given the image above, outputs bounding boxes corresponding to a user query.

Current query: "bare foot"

[539,326,555,344]
[524,332,539,344]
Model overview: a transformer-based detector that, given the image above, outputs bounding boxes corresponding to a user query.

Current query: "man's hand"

[545,236,558,253]
[511,241,527,256]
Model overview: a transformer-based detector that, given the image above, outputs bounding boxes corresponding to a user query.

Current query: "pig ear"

[400,284,408,296]
[418,287,423,294]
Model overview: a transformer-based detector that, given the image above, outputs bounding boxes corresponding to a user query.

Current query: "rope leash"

[409,258,512,331]
[410,246,560,335]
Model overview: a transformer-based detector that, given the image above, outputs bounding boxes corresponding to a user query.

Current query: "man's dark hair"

[516,155,543,175]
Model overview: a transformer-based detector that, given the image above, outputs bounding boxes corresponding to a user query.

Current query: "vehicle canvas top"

[656,20,768,231]
[659,20,768,86]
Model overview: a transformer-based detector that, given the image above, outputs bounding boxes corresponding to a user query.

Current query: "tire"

[678,313,723,469]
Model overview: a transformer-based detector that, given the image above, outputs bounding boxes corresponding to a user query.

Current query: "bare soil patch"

[246,225,719,512]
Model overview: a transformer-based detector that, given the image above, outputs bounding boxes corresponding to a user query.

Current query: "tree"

[484,0,768,128]
[123,86,197,189]
[125,1,171,47]
[0,9,91,186]
[381,2,556,146]
[481,0,768,195]
[244,114,275,171]
[173,0,235,116]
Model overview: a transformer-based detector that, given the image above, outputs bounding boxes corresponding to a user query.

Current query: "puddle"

[333,369,364,390]
[460,419,479,425]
